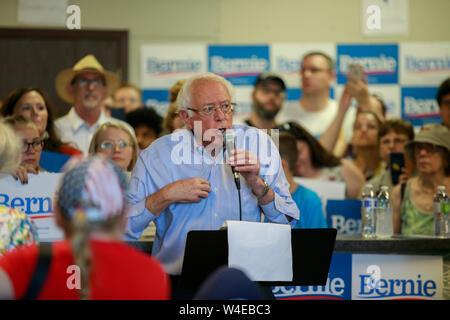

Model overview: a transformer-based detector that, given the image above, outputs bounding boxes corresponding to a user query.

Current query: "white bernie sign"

[0,173,64,242]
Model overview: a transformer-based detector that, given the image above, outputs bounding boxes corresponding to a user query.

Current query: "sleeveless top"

[401,180,434,235]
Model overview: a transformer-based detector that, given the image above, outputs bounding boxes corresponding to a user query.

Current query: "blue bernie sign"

[272,253,352,300]
[337,44,398,85]
[208,45,270,86]
[326,200,362,236]
[142,89,171,117]
[401,87,441,127]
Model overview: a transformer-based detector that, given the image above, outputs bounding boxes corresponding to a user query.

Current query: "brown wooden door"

[0,28,128,117]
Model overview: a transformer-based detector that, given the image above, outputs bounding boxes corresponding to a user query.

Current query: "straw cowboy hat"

[55,54,121,104]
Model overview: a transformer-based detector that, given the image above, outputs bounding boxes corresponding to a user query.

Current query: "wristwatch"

[255,178,269,200]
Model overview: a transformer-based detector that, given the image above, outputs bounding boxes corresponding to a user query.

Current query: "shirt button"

[214,187,217,192]
[214,213,218,217]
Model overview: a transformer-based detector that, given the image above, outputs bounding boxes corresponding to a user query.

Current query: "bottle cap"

[437,186,445,192]
[381,186,389,191]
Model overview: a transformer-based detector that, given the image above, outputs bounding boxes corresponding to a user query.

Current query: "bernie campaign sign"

[272,253,443,300]
[0,173,64,241]
[208,45,270,86]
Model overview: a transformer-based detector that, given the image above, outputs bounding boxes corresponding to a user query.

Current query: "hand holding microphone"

[224,129,261,190]
[228,150,260,181]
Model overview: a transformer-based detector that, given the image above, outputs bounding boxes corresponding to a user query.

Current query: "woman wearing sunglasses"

[392,124,450,235]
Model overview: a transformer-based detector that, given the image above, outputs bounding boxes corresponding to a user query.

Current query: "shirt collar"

[182,129,225,164]
[68,107,107,132]
[67,107,85,132]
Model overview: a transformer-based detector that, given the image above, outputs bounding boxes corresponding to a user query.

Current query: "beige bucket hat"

[404,123,450,161]
[55,54,120,104]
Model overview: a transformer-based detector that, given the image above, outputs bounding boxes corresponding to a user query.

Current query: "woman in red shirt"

[0,157,170,300]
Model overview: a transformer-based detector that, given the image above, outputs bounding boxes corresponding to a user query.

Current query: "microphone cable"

[232,166,242,222]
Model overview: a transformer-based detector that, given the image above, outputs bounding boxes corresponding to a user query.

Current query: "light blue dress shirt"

[124,125,299,275]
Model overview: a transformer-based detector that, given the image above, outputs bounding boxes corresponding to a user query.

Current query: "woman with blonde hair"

[88,121,139,172]
[162,79,186,135]
[4,115,45,184]
[0,121,39,255]
[0,157,170,299]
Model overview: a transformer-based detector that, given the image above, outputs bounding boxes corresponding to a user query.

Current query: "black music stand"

[180,228,337,289]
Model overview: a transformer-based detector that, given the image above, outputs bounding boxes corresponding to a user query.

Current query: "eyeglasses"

[100,140,132,150]
[77,78,104,88]
[414,142,439,154]
[22,140,44,153]
[187,102,236,117]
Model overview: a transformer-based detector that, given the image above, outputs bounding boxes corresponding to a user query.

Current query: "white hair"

[0,121,23,174]
[176,72,235,116]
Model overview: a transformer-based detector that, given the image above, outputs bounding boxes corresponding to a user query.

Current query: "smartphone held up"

[347,63,365,81]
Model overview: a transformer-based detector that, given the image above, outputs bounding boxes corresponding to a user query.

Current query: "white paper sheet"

[0,172,64,241]
[227,221,292,282]
[18,0,68,26]
[361,0,409,36]
[294,177,346,218]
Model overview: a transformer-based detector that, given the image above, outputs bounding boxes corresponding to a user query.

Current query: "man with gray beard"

[233,72,286,130]
[55,55,133,155]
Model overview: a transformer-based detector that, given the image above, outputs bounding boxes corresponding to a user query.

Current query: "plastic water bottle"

[433,186,449,238]
[361,184,376,239]
[376,186,393,238]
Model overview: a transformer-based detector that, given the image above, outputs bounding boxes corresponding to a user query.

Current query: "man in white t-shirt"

[54,55,134,155]
[276,52,356,144]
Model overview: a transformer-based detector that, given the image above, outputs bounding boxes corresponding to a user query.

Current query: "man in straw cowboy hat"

[55,55,134,155]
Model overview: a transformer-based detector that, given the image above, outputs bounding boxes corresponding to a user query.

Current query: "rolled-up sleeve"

[258,134,300,227]
[261,190,299,226]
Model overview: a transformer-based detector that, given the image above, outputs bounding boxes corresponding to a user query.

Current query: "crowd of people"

[0,52,449,300]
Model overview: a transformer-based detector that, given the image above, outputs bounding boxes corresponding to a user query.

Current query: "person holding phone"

[318,63,387,158]
[276,52,357,158]
[367,119,415,194]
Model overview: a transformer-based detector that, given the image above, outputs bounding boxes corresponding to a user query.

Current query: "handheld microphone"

[224,129,242,221]
[223,129,240,190]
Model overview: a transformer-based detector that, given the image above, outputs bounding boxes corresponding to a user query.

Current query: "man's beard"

[82,93,101,109]
[253,100,280,120]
